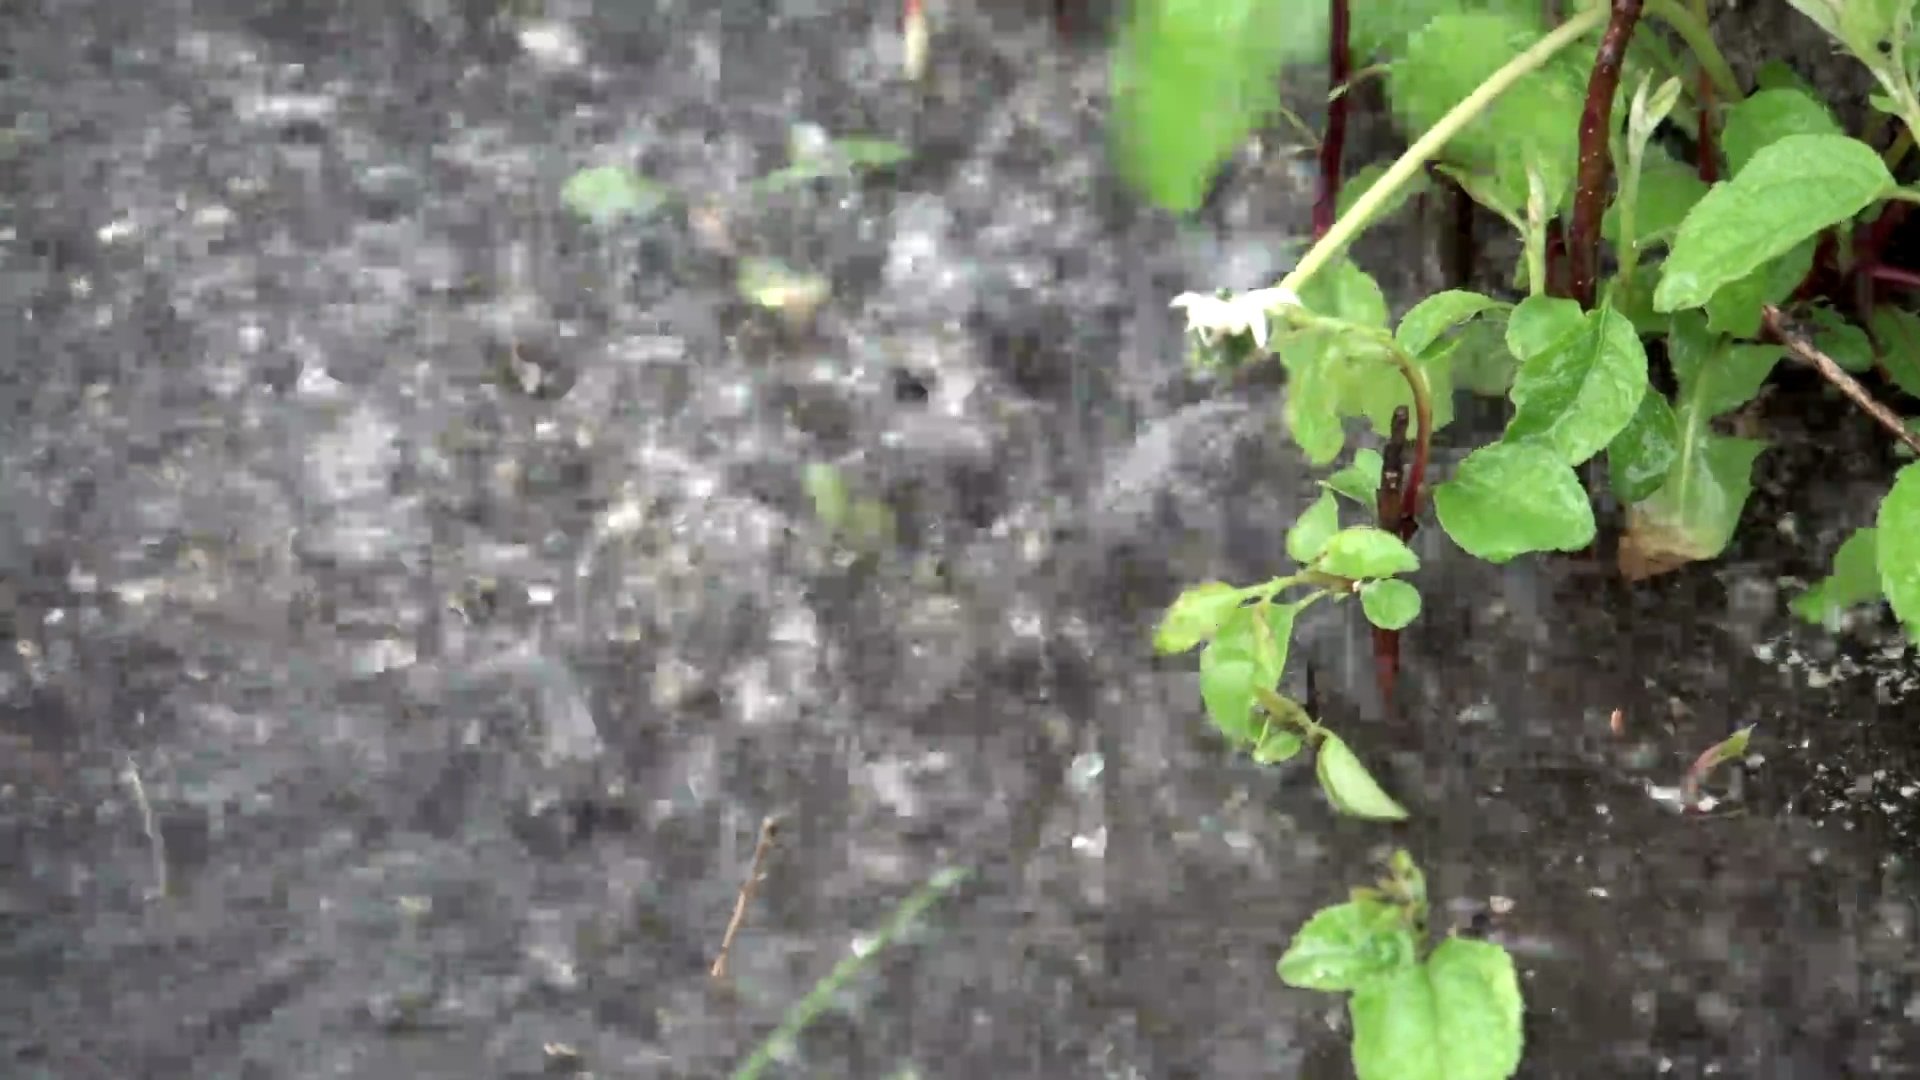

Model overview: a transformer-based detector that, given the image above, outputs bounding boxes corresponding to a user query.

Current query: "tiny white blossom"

[1169,287,1301,351]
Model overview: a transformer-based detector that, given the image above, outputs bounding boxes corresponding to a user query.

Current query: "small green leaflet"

[1277,898,1418,993]
[1790,527,1883,628]
[1361,579,1422,630]
[1654,134,1895,313]
[1870,307,1920,398]
[1434,442,1595,563]
[1451,320,1522,396]
[1325,448,1385,506]
[1504,303,1649,466]
[1602,148,1708,250]
[1396,290,1506,358]
[1314,527,1420,579]
[1348,938,1525,1080]
[1620,430,1768,579]
[1317,732,1410,820]
[560,164,668,225]
[1154,581,1250,654]
[1878,464,1920,636]
[1702,238,1813,340]
[1719,88,1842,176]
[1282,261,1394,465]
[1289,491,1342,563]
[1198,601,1301,741]
[1667,312,1785,419]
[1607,389,1680,503]
[1808,307,1877,373]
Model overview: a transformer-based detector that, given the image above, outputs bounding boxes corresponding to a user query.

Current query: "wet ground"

[3,2,1919,1077]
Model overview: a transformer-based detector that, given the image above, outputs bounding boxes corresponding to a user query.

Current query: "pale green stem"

[1277,6,1610,298]
[1615,144,1645,287]
[1644,0,1742,104]
[1524,165,1550,298]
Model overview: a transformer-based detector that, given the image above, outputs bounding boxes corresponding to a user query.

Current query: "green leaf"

[1702,239,1813,340]
[1870,307,1920,398]
[1154,582,1250,654]
[1281,261,1396,464]
[1607,389,1680,503]
[1668,312,1784,418]
[1620,426,1768,579]
[1252,727,1305,764]
[1390,12,1586,215]
[1451,320,1522,396]
[804,462,852,530]
[1314,527,1421,579]
[560,164,668,226]
[1289,491,1342,563]
[1754,59,1818,95]
[1348,938,1525,1080]
[1110,0,1326,214]
[1809,307,1877,373]
[1361,579,1422,630]
[1720,89,1842,176]
[1277,898,1418,992]
[1325,449,1385,506]
[829,137,912,169]
[1504,295,1584,364]
[1878,463,1920,635]
[1434,443,1596,563]
[1654,134,1895,313]
[1316,732,1411,821]
[1504,303,1649,466]
[1790,527,1884,626]
[737,257,831,314]
[1603,148,1708,249]
[1299,258,1392,328]
[1396,290,1505,357]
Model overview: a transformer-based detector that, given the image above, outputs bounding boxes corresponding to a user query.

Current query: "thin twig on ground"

[1762,305,1920,456]
[712,815,783,980]
[121,754,168,901]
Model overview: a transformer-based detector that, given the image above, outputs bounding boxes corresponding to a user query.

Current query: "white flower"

[1169,287,1301,351]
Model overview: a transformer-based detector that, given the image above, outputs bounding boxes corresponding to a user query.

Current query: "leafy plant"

[1279,850,1523,1080]
[1115,0,1920,1074]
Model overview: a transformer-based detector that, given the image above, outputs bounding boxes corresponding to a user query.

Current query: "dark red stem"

[1568,0,1645,309]
[1694,67,1719,183]
[1312,0,1352,239]
[1372,407,1411,709]
[1868,263,1920,292]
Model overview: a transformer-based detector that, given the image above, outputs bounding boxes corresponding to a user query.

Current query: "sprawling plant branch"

[1312,0,1353,239]
[1569,0,1645,308]
[1762,305,1920,456]
[1372,405,1412,706]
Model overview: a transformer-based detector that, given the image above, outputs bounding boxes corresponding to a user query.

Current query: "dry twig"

[711,815,782,980]
[1761,305,1920,456]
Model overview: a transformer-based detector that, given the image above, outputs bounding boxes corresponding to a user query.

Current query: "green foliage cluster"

[1117,1,1920,1076]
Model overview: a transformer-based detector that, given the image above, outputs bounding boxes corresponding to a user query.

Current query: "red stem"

[1868,263,1920,292]
[1568,0,1645,309]
[1695,67,1719,183]
[1312,0,1352,239]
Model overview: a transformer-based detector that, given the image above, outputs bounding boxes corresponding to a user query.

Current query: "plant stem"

[1643,0,1740,103]
[1570,0,1646,309]
[1762,305,1920,455]
[1313,0,1352,239]
[1870,263,1920,292]
[1277,4,1611,297]
[1525,167,1550,298]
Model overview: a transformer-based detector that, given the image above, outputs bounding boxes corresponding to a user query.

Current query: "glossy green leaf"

[1299,258,1392,328]
[560,165,668,225]
[1870,307,1920,398]
[1878,464,1920,635]
[1314,527,1420,580]
[1790,527,1883,627]
[1154,582,1250,654]
[1198,604,1280,741]
[1607,389,1680,503]
[1809,307,1877,373]
[1361,579,1422,630]
[1702,238,1814,340]
[1720,89,1842,176]
[1316,732,1411,821]
[1282,262,1396,465]
[1110,0,1325,213]
[1277,898,1418,992]
[1348,938,1525,1080]
[1505,303,1649,466]
[1451,320,1522,396]
[1252,727,1305,764]
[1325,449,1385,506]
[1289,491,1342,563]
[1654,134,1895,313]
[1396,290,1505,357]
[1504,295,1584,364]
[1434,443,1596,563]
